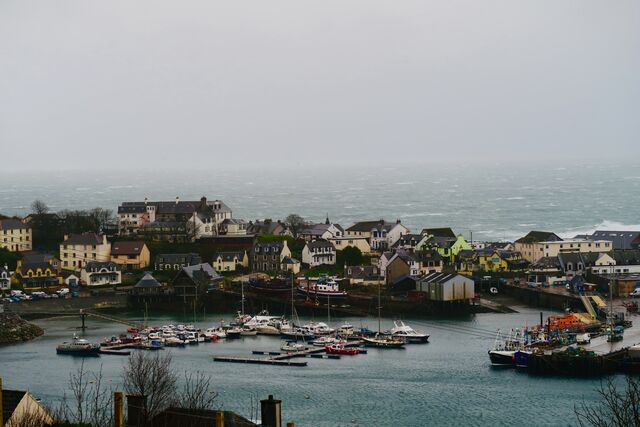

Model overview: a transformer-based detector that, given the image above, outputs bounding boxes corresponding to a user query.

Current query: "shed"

[417,272,475,301]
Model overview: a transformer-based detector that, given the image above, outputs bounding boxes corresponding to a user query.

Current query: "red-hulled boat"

[325,343,361,355]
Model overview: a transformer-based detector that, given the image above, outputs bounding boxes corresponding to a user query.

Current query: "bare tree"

[30,199,50,215]
[123,352,178,423]
[57,361,113,427]
[177,370,219,411]
[575,376,640,427]
[285,214,309,238]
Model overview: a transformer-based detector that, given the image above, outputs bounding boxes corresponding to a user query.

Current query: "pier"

[214,341,365,367]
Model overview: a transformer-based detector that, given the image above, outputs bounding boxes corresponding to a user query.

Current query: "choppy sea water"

[1,162,639,241]
[0,308,608,427]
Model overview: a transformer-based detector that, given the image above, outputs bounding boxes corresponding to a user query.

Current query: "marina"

[0,307,627,426]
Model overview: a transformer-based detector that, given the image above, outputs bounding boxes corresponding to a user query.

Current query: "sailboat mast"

[378,278,381,334]
[241,280,245,316]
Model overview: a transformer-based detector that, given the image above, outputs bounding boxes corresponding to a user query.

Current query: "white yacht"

[389,320,429,343]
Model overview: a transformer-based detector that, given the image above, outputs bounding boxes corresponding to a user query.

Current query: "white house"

[80,261,122,286]
[302,240,337,267]
[300,218,344,241]
[1,264,12,291]
[345,220,409,251]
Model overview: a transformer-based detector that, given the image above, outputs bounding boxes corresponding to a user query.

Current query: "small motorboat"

[325,343,360,355]
[226,327,242,339]
[336,323,354,337]
[240,326,258,336]
[164,337,186,347]
[57,335,100,355]
[312,336,338,347]
[281,341,308,352]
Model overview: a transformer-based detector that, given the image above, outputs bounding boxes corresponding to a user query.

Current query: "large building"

[515,231,612,263]
[117,197,232,239]
[345,219,409,251]
[60,233,111,271]
[0,218,32,252]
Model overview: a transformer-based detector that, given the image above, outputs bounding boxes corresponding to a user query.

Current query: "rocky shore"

[0,312,44,344]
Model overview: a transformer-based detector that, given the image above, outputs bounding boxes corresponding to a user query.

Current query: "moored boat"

[325,343,361,355]
[57,335,100,355]
[226,327,242,339]
[281,341,308,352]
[362,334,405,348]
[388,320,429,343]
[297,276,348,300]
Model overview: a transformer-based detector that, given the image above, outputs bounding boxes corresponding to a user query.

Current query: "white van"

[629,288,640,298]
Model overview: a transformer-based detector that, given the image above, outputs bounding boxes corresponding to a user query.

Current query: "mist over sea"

[1,161,639,242]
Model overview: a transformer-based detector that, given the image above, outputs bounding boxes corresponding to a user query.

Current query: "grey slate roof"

[346,220,397,233]
[306,240,335,250]
[215,251,245,262]
[0,218,29,230]
[182,263,220,280]
[419,272,463,284]
[420,228,456,239]
[515,231,562,244]
[63,233,104,246]
[135,273,161,288]
[589,230,640,250]
[156,253,202,265]
[85,261,119,271]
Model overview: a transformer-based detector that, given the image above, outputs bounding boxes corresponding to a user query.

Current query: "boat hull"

[488,350,516,366]
[514,351,531,368]
[362,337,405,348]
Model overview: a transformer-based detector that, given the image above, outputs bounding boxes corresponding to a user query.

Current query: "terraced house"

[14,254,63,290]
[0,218,32,252]
[60,232,111,271]
[251,241,292,272]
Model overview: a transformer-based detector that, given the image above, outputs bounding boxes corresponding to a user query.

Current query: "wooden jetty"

[214,341,365,367]
[213,356,308,367]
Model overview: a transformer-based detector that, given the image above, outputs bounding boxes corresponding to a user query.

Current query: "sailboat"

[362,278,405,348]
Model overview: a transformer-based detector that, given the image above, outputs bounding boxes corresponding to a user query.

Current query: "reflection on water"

[0,307,606,426]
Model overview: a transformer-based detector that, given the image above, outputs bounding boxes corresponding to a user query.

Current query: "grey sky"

[1,1,638,171]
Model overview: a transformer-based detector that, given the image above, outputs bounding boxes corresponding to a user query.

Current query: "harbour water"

[0,306,607,426]
[1,161,640,242]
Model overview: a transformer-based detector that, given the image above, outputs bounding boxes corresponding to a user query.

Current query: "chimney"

[260,395,282,427]
[126,394,147,427]
[175,196,180,205]
[144,197,148,205]
[396,219,401,224]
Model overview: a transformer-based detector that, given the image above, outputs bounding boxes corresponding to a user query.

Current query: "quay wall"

[501,285,583,311]
[5,294,128,318]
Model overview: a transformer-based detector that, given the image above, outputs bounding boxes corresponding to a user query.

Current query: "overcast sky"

[1,1,638,171]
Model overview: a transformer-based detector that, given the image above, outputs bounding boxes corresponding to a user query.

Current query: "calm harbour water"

[0,307,608,427]
[1,161,640,241]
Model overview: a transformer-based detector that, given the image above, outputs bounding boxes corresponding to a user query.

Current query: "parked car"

[629,288,640,298]
[489,287,498,295]
[57,288,70,296]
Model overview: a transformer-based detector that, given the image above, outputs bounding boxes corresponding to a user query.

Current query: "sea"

[1,161,639,425]
[0,309,610,427]
[1,161,640,241]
